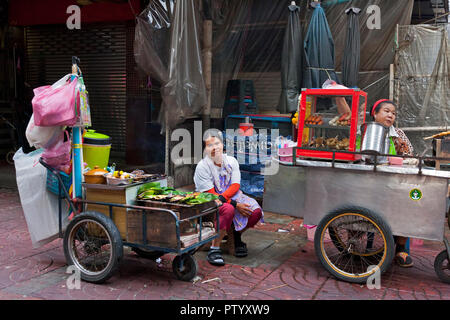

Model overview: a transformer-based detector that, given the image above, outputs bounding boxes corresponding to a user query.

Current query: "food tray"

[105,174,135,185]
[136,199,217,218]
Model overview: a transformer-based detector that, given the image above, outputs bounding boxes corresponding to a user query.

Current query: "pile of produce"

[136,182,218,205]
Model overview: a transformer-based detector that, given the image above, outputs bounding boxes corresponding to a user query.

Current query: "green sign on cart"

[409,188,422,201]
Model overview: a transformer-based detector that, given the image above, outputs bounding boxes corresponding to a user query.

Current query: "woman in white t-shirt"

[194,131,263,266]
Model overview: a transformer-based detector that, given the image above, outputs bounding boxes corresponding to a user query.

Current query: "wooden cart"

[40,158,219,283]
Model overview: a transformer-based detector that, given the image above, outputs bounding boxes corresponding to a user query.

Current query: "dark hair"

[202,129,223,149]
[371,100,396,120]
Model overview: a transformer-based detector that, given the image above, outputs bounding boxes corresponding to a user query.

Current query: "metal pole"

[202,19,212,131]
[71,58,83,199]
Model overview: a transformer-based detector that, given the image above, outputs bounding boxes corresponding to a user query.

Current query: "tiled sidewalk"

[0,187,448,300]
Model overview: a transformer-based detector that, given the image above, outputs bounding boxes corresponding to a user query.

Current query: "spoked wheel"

[63,211,123,284]
[172,254,198,282]
[314,206,395,284]
[132,247,165,260]
[6,150,15,165]
[434,250,450,284]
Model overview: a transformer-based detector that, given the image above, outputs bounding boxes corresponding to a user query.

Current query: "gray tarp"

[342,7,361,88]
[395,24,450,154]
[134,0,206,131]
[135,0,415,122]
[277,3,305,114]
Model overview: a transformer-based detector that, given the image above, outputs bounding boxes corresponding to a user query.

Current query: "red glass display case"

[296,88,367,162]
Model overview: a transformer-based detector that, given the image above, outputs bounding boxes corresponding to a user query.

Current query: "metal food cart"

[263,152,450,284]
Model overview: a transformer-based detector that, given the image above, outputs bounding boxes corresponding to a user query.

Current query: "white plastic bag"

[25,113,63,149]
[13,148,68,248]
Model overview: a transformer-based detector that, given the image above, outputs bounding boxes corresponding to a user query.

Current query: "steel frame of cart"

[39,158,219,284]
[263,150,450,284]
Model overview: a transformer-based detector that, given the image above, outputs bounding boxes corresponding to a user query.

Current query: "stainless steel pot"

[360,122,389,155]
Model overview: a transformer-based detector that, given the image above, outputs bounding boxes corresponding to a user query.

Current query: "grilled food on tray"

[136,183,217,205]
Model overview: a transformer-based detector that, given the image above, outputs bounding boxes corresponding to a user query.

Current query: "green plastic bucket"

[82,129,111,170]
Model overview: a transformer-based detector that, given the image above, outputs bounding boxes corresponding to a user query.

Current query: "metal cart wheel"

[314,206,395,284]
[131,247,165,260]
[172,254,198,282]
[63,211,123,284]
[434,250,450,284]
[6,150,15,165]
[328,227,384,258]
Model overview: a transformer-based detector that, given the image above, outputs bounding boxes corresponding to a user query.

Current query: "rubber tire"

[172,254,198,282]
[6,150,15,165]
[131,247,165,260]
[314,206,395,284]
[63,211,123,284]
[434,250,450,284]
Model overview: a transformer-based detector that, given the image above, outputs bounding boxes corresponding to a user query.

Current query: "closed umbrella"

[303,2,339,89]
[342,7,361,88]
[278,2,305,114]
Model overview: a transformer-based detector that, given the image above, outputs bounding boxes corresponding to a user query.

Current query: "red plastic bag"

[41,131,71,171]
[32,74,78,126]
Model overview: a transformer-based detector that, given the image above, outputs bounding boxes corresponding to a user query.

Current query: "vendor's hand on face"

[236,203,252,217]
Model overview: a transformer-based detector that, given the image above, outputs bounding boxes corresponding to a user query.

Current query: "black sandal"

[233,230,248,257]
[207,249,225,266]
[234,242,248,257]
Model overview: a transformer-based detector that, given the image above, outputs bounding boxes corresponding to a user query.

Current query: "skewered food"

[305,114,323,125]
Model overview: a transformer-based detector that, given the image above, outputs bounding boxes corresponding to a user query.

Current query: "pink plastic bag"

[42,131,71,170]
[32,75,79,126]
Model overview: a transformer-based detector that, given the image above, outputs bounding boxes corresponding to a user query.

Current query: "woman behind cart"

[369,99,415,267]
[194,130,263,266]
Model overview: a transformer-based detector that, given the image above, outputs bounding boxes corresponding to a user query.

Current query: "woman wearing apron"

[194,131,263,266]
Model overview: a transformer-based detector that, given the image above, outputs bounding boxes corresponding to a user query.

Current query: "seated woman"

[194,131,263,266]
[370,99,415,267]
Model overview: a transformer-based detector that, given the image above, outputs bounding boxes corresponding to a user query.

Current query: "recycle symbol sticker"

[409,188,422,201]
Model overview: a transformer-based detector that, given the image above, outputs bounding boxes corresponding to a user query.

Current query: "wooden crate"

[85,188,128,239]
[83,178,167,240]
[127,200,217,249]
[127,209,182,248]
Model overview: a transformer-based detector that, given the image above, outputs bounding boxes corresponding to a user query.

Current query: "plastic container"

[388,156,403,166]
[82,129,111,170]
[239,122,254,136]
[105,173,134,185]
[277,146,293,163]
[46,168,72,196]
[83,166,108,184]
[306,225,331,242]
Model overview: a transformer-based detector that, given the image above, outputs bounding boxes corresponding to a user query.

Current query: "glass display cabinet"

[296,88,367,162]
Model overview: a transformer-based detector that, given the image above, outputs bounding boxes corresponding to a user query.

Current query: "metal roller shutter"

[24,23,127,159]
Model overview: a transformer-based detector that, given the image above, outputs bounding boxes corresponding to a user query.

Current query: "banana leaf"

[137,182,161,195]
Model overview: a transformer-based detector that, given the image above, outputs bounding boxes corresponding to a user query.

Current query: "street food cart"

[41,158,219,283]
[263,89,450,284]
[32,57,219,284]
